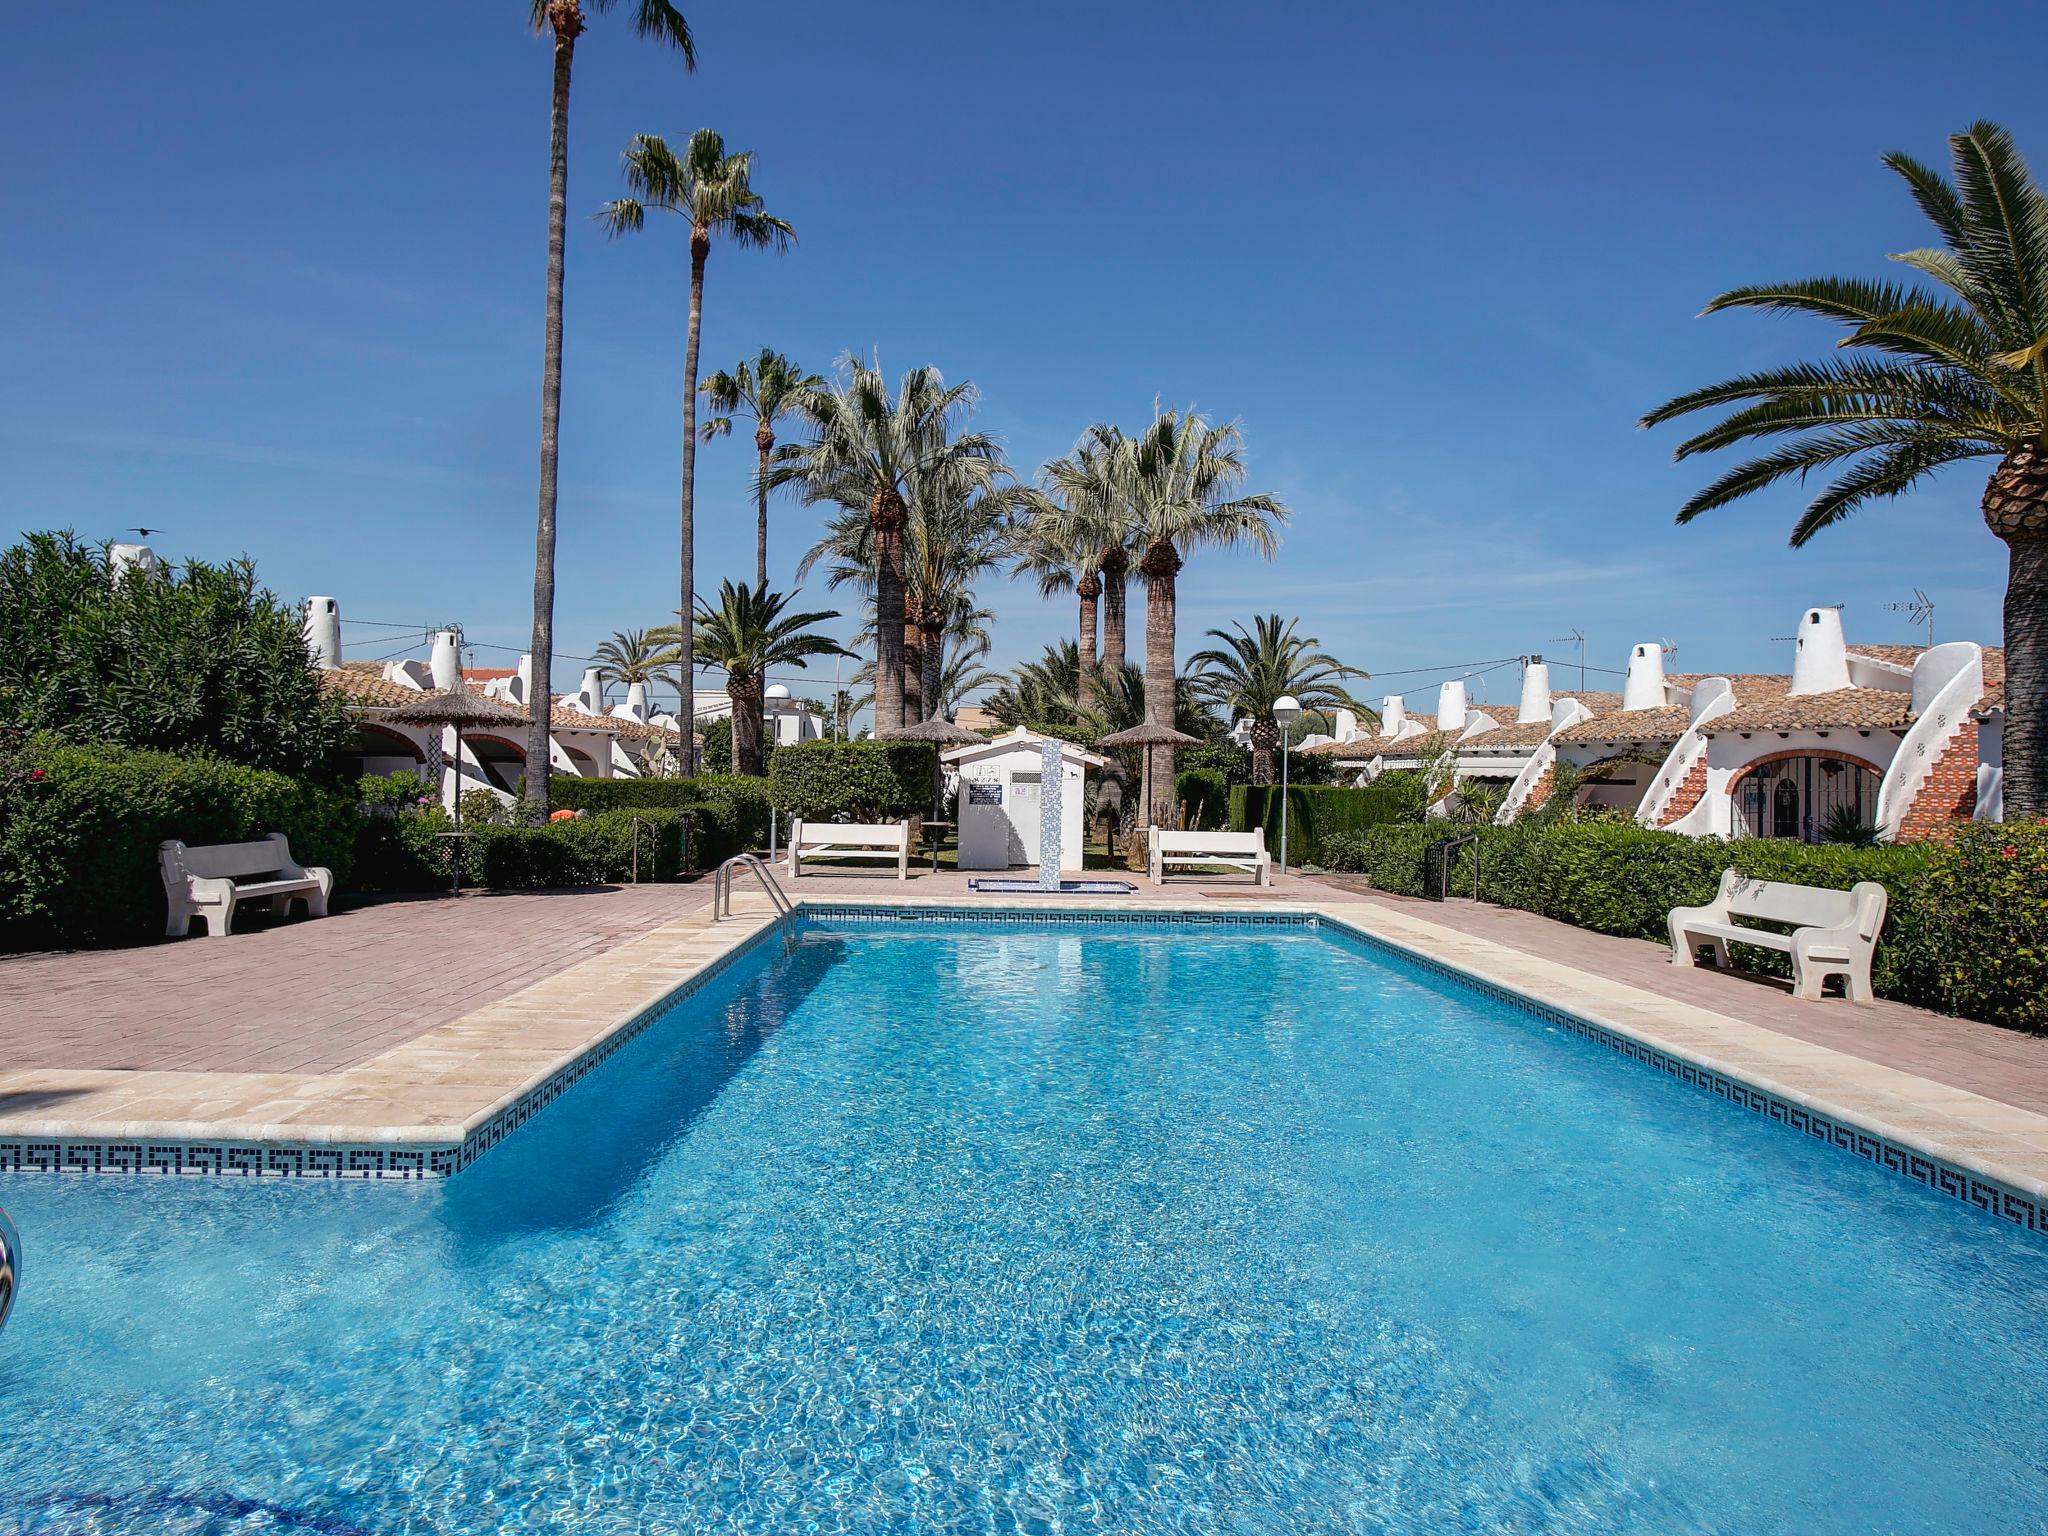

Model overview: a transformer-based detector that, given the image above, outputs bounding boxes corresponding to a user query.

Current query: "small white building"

[943,728,1105,872]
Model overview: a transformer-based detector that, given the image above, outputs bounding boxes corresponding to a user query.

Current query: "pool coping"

[2,893,2045,1238]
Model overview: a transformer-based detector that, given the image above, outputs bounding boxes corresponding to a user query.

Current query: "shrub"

[462,808,686,889]
[458,788,506,827]
[0,734,356,948]
[0,530,355,780]
[1175,768,1230,830]
[350,804,454,894]
[1177,740,1252,785]
[1912,822,2048,1032]
[549,773,772,868]
[767,740,936,824]
[358,770,437,813]
[1228,779,1428,866]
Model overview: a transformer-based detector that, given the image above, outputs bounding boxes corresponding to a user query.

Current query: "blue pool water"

[3,913,2046,1534]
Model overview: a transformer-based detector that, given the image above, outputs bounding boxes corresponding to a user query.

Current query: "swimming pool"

[2,911,2044,1533]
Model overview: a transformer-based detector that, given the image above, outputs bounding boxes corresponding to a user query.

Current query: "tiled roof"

[1556,675,1790,745]
[1846,644,1926,669]
[462,666,518,682]
[1980,647,2006,712]
[1708,688,1913,733]
[321,665,434,710]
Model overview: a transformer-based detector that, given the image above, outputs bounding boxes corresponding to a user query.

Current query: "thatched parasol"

[1096,720,1203,828]
[881,718,986,745]
[380,687,530,836]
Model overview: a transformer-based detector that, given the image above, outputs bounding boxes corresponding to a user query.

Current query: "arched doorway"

[347,722,426,782]
[1733,754,1881,842]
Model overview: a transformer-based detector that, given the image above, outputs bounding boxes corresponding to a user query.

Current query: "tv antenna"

[1885,588,1934,646]
[1549,628,1586,693]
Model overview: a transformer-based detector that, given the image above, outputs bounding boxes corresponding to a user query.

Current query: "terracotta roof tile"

[1708,688,1913,733]
[321,666,434,710]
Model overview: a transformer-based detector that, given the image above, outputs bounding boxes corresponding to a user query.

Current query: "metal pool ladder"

[714,853,796,952]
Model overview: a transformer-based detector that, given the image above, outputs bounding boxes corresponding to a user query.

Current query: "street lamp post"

[1273,694,1301,875]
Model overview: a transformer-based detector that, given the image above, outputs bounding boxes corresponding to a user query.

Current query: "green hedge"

[0,736,357,948]
[462,808,686,889]
[549,773,773,868]
[1175,768,1230,830]
[1340,820,2048,1028]
[1228,778,1428,866]
[767,740,936,824]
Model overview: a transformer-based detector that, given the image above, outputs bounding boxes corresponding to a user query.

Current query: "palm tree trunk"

[677,230,708,772]
[870,490,907,733]
[524,19,578,821]
[2003,534,2047,819]
[901,606,925,724]
[1076,573,1100,712]
[1139,538,1182,825]
[1983,444,2048,820]
[921,622,945,719]
[729,673,763,776]
[1100,548,1128,676]
[1248,722,1278,786]
[754,424,773,591]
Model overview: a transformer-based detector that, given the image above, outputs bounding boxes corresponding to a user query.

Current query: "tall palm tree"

[931,632,1006,721]
[904,462,1019,721]
[700,348,822,590]
[690,580,848,776]
[522,0,694,818]
[600,130,794,773]
[772,360,1001,734]
[1044,425,1137,678]
[1189,614,1371,784]
[1013,493,1098,707]
[1121,409,1289,822]
[591,627,682,705]
[1643,122,2048,820]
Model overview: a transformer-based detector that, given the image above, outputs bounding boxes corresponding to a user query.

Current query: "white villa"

[304,594,824,808]
[1306,606,2005,843]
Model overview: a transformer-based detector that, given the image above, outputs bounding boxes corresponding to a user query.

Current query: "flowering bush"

[1911,821,2048,1032]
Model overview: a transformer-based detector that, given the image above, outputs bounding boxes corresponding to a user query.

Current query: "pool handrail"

[714,853,795,952]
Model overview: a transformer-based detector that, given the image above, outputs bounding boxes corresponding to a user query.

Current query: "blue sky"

[5,1,2043,716]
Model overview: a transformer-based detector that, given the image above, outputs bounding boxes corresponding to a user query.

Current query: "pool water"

[3,914,2045,1534]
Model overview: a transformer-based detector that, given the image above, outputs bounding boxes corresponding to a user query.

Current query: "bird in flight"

[126,527,163,537]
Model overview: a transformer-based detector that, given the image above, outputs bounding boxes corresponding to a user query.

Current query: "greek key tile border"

[801,904,1320,932]
[1316,914,2048,1240]
[0,920,785,1181]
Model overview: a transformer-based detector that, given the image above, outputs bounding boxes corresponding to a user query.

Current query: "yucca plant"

[1642,121,2048,820]
[520,0,694,819]
[601,129,794,765]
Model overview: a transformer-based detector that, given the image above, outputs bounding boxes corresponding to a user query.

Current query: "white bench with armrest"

[159,832,334,939]
[786,819,910,880]
[1668,870,1888,1003]
[1149,828,1273,886]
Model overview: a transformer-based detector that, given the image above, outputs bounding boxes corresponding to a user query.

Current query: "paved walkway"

[1313,879,2048,1116]
[3,885,710,1075]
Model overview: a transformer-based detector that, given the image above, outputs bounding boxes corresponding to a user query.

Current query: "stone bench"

[786,819,909,880]
[1150,828,1272,886]
[1669,869,1888,1003]
[160,833,333,939]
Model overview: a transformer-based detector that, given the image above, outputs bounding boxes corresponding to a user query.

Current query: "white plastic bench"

[786,819,909,880]
[1150,828,1272,886]
[159,833,334,939]
[1668,869,1888,1003]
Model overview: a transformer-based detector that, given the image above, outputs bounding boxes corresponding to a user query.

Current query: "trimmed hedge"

[463,808,686,889]
[1229,778,1428,866]
[0,736,357,948]
[549,772,773,868]
[1340,820,2048,1029]
[1175,768,1230,830]
[767,740,936,824]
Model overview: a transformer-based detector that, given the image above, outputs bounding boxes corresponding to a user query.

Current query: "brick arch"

[356,721,425,762]
[462,732,526,758]
[1726,747,1887,796]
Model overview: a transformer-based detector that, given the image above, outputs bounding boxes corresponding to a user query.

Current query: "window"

[1734,756,1878,841]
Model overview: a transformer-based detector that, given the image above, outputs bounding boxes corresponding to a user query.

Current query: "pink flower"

[28,768,45,781]
[2003,846,2018,859]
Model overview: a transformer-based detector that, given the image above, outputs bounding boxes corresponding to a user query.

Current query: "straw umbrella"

[1096,720,1201,833]
[382,688,533,890]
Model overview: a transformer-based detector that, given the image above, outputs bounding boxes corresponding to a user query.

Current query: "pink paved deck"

[1312,878,2048,1117]
[2,885,710,1075]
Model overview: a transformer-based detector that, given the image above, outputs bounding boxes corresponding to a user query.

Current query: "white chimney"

[512,653,533,706]
[108,543,158,582]
[429,629,462,691]
[1333,707,1358,743]
[1436,679,1468,733]
[1382,695,1406,736]
[1788,607,1851,697]
[574,667,604,714]
[1622,642,1665,712]
[304,596,342,669]
[624,680,650,722]
[1517,657,1552,724]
